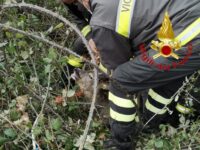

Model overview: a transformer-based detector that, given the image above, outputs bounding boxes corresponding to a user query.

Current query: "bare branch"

[0,3,95,63]
[31,69,51,150]
[0,24,86,64]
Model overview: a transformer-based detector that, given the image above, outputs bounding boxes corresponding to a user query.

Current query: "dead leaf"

[74,133,96,150]
[16,95,28,112]
[14,113,30,126]
[55,96,63,105]
[98,133,106,140]
[75,89,84,98]
[67,90,76,98]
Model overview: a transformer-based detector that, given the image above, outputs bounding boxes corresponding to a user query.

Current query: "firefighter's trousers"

[108,40,200,147]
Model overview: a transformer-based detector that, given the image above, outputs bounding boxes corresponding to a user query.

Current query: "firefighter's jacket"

[89,0,200,70]
[88,0,200,123]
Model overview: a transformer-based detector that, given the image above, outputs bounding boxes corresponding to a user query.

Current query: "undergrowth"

[0,0,200,150]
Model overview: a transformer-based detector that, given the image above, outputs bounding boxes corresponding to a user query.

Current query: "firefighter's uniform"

[88,0,200,149]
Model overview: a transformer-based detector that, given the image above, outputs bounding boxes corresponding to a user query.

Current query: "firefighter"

[62,0,200,149]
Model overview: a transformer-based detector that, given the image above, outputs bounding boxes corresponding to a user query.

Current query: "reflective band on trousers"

[110,108,136,122]
[176,17,200,46]
[109,92,135,108]
[81,25,92,37]
[115,0,136,38]
[176,103,192,114]
[145,99,167,115]
[148,89,173,105]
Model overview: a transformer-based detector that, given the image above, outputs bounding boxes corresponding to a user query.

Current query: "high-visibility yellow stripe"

[66,55,83,68]
[148,89,173,105]
[99,63,107,74]
[81,25,91,37]
[110,108,136,122]
[67,59,82,67]
[145,100,167,115]
[109,92,135,108]
[135,115,140,123]
[176,103,192,114]
[115,0,136,38]
[176,17,200,46]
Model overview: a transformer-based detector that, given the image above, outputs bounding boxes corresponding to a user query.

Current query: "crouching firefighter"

[62,0,200,149]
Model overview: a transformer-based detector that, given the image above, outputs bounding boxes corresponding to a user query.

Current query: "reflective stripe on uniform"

[176,17,200,46]
[81,25,92,37]
[135,115,140,123]
[148,89,173,105]
[146,89,172,114]
[176,103,192,114]
[110,108,136,122]
[66,55,83,68]
[115,0,136,38]
[109,92,136,122]
[67,25,90,67]
[109,92,135,108]
[145,99,167,115]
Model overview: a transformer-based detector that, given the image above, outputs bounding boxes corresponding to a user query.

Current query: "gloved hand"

[60,29,92,87]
